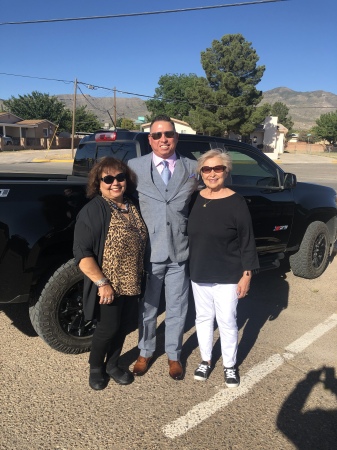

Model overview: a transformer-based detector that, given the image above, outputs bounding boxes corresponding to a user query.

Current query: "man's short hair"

[150,114,176,131]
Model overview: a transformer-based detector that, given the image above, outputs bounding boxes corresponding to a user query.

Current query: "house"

[0,112,57,150]
[141,118,196,134]
[229,116,288,160]
[249,116,288,160]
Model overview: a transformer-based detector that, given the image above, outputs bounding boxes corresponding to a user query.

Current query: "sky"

[1,0,336,108]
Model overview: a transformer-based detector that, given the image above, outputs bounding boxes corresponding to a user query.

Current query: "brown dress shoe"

[132,356,152,376]
[168,360,183,380]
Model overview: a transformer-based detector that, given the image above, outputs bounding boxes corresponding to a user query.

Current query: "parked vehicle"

[0,134,13,145]
[1,130,336,354]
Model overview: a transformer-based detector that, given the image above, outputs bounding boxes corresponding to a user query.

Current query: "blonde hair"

[197,149,232,174]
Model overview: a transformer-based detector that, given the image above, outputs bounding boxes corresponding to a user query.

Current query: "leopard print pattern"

[102,199,147,297]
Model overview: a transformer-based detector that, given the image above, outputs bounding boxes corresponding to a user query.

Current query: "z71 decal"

[0,189,10,198]
[273,225,289,231]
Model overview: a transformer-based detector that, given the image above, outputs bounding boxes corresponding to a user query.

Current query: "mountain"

[260,87,337,129]
[56,94,149,126]
[57,88,336,130]
[2,88,337,130]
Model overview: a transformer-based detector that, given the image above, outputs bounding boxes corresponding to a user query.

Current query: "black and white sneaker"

[224,367,240,388]
[194,361,211,381]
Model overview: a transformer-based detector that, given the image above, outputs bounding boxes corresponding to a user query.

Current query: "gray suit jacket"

[128,153,198,263]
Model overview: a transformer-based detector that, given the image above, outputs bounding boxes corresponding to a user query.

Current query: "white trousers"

[191,282,238,368]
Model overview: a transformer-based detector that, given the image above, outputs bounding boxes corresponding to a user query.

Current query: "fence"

[286,142,326,153]
[0,136,81,151]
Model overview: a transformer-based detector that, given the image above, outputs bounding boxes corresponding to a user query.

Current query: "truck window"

[227,147,279,188]
[73,142,97,176]
[97,142,137,163]
[175,141,212,160]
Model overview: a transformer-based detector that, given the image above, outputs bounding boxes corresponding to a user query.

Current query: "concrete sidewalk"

[0,148,75,163]
[277,152,337,164]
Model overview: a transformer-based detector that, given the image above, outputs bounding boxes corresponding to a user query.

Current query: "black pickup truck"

[1,130,336,354]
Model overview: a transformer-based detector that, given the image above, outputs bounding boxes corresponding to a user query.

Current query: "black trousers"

[88,295,138,369]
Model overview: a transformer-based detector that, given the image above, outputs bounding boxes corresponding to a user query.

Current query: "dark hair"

[150,114,176,131]
[86,157,137,199]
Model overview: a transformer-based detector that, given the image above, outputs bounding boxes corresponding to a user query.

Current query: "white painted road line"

[285,313,337,354]
[162,313,337,439]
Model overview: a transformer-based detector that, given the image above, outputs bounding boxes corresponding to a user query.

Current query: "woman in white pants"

[187,149,259,387]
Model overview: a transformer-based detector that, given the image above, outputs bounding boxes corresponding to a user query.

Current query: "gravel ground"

[1,255,337,449]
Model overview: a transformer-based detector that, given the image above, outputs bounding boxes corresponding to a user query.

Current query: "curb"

[32,158,74,163]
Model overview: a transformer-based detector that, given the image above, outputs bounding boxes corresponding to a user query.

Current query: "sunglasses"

[149,131,175,140]
[101,173,126,184]
[200,165,226,174]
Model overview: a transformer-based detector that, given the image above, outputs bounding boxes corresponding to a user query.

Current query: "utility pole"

[113,87,117,128]
[71,78,78,159]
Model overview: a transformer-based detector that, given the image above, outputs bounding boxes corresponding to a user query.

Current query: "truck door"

[223,144,295,254]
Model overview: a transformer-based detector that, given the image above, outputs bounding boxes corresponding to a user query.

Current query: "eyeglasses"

[200,165,226,174]
[149,131,175,140]
[101,173,126,184]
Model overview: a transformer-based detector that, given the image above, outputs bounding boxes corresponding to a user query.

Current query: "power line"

[75,81,337,109]
[0,1,287,26]
[77,85,115,114]
[1,71,335,110]
[0,71,72,85]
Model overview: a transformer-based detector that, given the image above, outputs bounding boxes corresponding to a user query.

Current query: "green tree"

[183,77,219,133]
[145,74,204,120]
[121,118,136,130]
[3,92,102,133]
[3,91,69,130]
[62,105,102,133]
[240,104,271,136]
[297,130,311,142]
[74,106,101,133]
[146,34,266,136]
[188,106,223,136]
[270,102,294,133]
[199,33,265,135]
[312,111,337,144]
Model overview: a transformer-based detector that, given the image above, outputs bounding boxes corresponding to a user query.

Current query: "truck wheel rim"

[58,280,95,338]
[312,233,327,269]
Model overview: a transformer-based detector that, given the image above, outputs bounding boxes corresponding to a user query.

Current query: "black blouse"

[188,192,260,284]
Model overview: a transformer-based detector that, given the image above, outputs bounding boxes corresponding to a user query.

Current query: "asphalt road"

[1,149,336,190]
[1,150,337,449]
[278,152,337,192]
[0,149,74,175]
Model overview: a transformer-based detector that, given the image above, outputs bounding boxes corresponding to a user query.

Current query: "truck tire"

[29,259,95,354]
[289,221,330,279]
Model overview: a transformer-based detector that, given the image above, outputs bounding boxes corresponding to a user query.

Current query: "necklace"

[107,198,138,232]
[203,199,213,208]
[105,197,129,213]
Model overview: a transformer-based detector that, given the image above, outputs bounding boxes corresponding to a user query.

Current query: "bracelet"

[94,278,110,287]
[97,283,110,288]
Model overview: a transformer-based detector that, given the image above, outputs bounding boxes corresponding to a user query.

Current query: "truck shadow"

[0,302,37,337]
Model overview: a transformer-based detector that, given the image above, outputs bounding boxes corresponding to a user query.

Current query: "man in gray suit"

[128,115,198,380]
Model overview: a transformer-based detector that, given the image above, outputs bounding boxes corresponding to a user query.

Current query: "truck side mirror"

[283,173,297,189]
